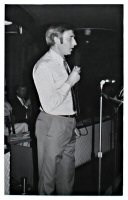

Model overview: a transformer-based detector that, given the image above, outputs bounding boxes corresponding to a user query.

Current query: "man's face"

[58,30,77,56]
[17,87,27,99]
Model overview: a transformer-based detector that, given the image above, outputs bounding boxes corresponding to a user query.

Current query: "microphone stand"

[98,80,105,195]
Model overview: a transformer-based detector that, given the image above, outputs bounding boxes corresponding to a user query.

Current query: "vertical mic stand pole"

[98,80,105,195]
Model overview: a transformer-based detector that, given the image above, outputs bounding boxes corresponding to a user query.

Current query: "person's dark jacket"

[11,96,28,123]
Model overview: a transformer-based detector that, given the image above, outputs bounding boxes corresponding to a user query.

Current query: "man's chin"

[65,51,72,56]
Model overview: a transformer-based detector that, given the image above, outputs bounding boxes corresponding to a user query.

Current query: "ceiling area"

[5,4,123,42]
[20,4,122,29]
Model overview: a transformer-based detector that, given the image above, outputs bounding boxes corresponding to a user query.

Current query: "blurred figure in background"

[4,90,13,136]
[11,84,32,131]
[4,87,29,136]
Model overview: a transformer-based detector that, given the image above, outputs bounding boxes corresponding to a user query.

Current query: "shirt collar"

[49,49,64,65]
[17,96,24,106]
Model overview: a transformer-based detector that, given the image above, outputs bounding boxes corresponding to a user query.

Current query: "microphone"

[100,79,116,89]
[104,79,116,84]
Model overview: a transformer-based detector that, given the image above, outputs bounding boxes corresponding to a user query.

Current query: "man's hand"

[66,66,81,87]
[74,128,81,138]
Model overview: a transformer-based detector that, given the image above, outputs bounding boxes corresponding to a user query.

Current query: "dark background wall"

[5,4,123,119]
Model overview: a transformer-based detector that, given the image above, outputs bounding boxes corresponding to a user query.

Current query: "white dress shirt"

[33,49,75,115]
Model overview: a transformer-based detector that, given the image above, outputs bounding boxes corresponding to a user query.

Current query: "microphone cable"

[75,84,88,137]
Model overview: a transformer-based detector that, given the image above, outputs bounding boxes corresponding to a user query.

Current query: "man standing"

[33,25,80,195]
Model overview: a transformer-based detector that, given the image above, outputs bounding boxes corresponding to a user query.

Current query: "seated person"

[4,92,28,135]
[11,84,32,130]
[102,86,123,117]
[5,98,13,136]
[103,87,123,108]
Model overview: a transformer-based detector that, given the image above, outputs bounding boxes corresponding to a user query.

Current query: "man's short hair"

[45,24,73,46]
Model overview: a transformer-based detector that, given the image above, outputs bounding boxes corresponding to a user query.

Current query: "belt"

[40,110,76,118]
[60,114,76,118]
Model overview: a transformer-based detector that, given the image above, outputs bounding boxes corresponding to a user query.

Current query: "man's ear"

[54,36,61,45]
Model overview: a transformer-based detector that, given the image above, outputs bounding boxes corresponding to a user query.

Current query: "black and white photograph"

[2,2,126,197]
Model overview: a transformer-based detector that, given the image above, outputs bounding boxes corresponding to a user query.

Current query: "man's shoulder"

[11,96,17,102]
[10,97,21,110]
[11,96,20,104]
[34,51,56,72]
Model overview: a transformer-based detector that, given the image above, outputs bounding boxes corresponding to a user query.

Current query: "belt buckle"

[70,114,75,118]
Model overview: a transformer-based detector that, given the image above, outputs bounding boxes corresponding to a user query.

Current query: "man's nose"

[73,39,77,46]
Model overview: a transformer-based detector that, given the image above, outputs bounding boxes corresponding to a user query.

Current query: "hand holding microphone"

[66,66,81,87]
[73,66,81,74]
